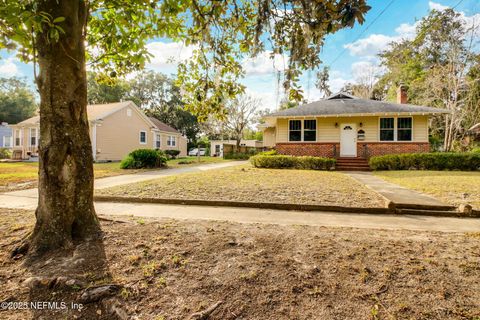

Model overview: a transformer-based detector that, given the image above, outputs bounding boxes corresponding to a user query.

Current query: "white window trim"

[3,136,12,148]
[167,135,176,147]
[288,119,317,142]
[155,134,161,148]
[14,129,22,147]
[378,116,413,142]
[29,127,38,147]
[139,130,147,144]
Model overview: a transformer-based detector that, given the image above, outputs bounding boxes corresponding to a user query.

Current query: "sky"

[1,0,479,110]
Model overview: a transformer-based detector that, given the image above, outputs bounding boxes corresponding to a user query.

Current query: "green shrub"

[250,155,335,170]
[224,152,253,160]
[369,152,480,171]
[0,148,12,159]
[165,149,181,159]
[120,149,167,169]
[257,149,277,156]
[471,147,480,154]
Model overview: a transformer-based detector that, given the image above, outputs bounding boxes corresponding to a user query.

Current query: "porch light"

[359,122,363,127]
[334,122,338,128]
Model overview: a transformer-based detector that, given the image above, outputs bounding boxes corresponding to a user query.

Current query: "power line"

[326,0,397,67]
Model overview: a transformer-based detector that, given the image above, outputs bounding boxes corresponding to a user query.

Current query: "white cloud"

[343,34,398,58]
[428,1,449,11]
[0,58,20,77]
[245,88,277,110]
[145,41,196,70]
[242,51,288,76]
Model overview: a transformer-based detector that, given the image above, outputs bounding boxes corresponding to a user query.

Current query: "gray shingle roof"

[267,93,449,117]
[149,117,180,134]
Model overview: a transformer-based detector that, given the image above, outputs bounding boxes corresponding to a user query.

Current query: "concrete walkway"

[345,171,452,208]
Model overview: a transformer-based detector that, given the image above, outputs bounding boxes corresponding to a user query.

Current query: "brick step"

[336,165,370,169]
[336,166,371,171]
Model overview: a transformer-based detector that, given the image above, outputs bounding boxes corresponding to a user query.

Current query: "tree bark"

[29,0,101,255]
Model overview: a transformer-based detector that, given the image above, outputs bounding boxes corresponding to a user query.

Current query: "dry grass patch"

[1,209,479,319]
[96,165,385,207]
[375,171,480,209]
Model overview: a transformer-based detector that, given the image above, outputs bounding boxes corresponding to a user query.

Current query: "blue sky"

[1,0,479,109]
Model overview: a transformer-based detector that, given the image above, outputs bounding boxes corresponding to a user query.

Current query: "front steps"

[335,157,370,171]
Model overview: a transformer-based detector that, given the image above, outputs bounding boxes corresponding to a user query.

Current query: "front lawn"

[1,208,479,319]
[96,165,385,207]
[0,162,144,192]
[375,171,480,209]
[166,156,231,168]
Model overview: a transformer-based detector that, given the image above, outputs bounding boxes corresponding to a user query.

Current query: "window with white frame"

[289,120,302,141]
[303,120,317,141]
[397,117,412,141]
[167,136,176,147]
[139,131,147,144]
[29,128,37,146]
[155,134,161,148]
[289,119,316,142]
[379,118,394,141]
[3,136,12,148]
[14,129,22,146]
[380,117,412,141]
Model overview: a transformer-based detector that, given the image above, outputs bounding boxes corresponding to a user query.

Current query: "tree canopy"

[0,77,36,124]
[1,0,371,119]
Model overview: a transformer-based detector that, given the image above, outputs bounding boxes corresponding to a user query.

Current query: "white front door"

[340,123,357,157]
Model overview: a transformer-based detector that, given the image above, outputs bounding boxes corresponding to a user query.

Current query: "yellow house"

[11,101,187,161]
[261,91,449,160]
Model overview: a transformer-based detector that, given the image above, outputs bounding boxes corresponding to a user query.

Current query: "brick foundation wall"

[359,142,430,157]
[276,143,339,158]
[276,142,430,158]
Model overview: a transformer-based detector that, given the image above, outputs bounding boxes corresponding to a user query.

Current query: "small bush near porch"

[250,155,336,170]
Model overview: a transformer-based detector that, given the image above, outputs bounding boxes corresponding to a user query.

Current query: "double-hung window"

[288,120,302,141]
[15,129,22,146]
[139,131,147,144]
[380,117,412,141]
[379,118,394,141]
[155,134,161,148]
[30,128,37,147]
[303,120,316,141]
[397,118,412,141]
[167,136,176,147]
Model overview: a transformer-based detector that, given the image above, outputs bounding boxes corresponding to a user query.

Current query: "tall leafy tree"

[315,66,332,98]
[376,8,479,151]
[86,72,130,104]
[0,77,37,124]
[128,70,201,143]
[0,0,370,256]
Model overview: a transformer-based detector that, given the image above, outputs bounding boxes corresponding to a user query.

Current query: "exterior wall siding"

[95,107,153,161]
[263,127,275,147]
[272,115,430,157]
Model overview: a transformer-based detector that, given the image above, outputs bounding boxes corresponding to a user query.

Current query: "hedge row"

[369,152,480,171]
[250,155,335,170]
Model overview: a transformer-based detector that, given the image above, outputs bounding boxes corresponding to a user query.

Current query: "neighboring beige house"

[210,139,263,157]
[11,101,187,161]
[260,90,449,158]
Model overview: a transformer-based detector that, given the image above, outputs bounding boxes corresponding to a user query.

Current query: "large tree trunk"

[28,0,101,255]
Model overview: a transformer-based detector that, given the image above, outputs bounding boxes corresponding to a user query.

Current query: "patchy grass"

[0,162,143,192]
[1,209,479,319]
[166,156,231,168]
[96,165,385,207]
[375,171,480,209]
